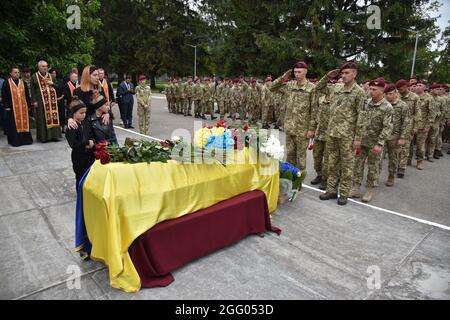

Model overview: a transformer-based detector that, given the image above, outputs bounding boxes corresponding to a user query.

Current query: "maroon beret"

[416,80,427,85]
[384,83,397,93]
[369,78,386,88]
[293,61,308,69]
[340,61,358,71]
[138,75,146,81]
[395,79,408,89]
[204,77,210,81]
[265,76,273,82]
[250,78,257,84]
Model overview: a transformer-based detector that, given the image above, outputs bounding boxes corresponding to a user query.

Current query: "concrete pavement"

[0,94,449,300]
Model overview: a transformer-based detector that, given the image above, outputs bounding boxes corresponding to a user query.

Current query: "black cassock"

[1,79,33,147]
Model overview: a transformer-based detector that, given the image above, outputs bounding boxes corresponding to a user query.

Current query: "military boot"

[433,150,440,159]
[437,150,443,157]
[425,156,433,163]
[319,192,338,200]
[385,174,395,187]
[311,175,322,185]
[397,168,405,178]
[349,184,361,198]
[337,196,348,206]
[319,179,327,190]
[416,160,423,170]
[362,188,373,203]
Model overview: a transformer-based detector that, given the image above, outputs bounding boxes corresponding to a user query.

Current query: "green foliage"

[0,0,101,75]
[106,138,172,164]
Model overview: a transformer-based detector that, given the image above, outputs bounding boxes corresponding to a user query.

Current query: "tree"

[93,0,206,87]
[0,0,101,75]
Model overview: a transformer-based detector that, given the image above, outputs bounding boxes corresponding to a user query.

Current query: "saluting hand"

[327,69,340,79]
[281,70,292,83]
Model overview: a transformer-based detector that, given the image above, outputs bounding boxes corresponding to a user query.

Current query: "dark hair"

[10,66,19,73]
[89,65,98,74]
[68,96,86,116]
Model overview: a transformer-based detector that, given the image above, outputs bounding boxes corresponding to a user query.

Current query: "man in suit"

[118,75,135,128]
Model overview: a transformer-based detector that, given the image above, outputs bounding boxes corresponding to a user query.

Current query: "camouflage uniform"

[385,98,410,175]
[313,86,332,180]
[433,94,446,154]
[174,81,184,114]
[274,91,286,129]
[230,84,242,120]
[354,97,393,188]
[415,92,437,161]
[398,91,420,168]
[261,84,275,127]
[184,81,194,116]
[202,82,215,118]
[165,82,173,113]
[271,77,317,168]
[239,82,249,121]
[215,82,227,119]
[315,76,365,198]
[136,83,152,135]
[242,81,262,125]
[224,83,232,115]
[193,82,203,117]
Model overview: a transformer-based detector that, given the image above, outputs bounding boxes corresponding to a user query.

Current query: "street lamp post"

[188,44,197,79]
[411,31,419,78]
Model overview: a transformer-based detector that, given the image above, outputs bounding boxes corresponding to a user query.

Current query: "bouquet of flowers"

[260,134,285,160]
[194,120,236,150]
[278,162,306,203]
[94,137,181,165]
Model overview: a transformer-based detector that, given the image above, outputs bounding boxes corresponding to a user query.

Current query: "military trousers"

[313,139,328,179]
[285,131,309,169]
[426,122,440,156]
[353,145,382,188]
[386,139,401,175]
[137,105,151,135]
[326,137,355,198]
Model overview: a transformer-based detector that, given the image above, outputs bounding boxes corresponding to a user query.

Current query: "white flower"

[171,136,182,143]
[260,135,285,160]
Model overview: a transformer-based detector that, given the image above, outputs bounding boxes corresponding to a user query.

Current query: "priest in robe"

[1,67,33,146]
[30,60,62,142]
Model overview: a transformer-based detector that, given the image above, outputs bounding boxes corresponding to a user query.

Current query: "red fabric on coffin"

[128,190,281,288]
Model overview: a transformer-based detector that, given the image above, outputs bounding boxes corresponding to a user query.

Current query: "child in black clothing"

[88,91,113,144]
[66,97,95,191]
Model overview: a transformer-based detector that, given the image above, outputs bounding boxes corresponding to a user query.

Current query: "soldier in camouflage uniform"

[135,75,152,135]
[396,79,420,177]
[242,78,262,126]
[239,78,249,121]
[271,61,317,169]
[274,91,286,130]
[229,78,242,121]
[383,83,410,186]
[183,76,194,117]
[430,83,446,159]
[193,77,203,118]
[173,78,183,114]
[215,77,228,120]
[166,79,174,113]
[311,81,333,190]
[261,76,275,129]
[414,81,437,170]
[202,77,216,120]
[316,62,366,206]
[350,79,393,203]
[224,78,232,117]
[437,84,450,155]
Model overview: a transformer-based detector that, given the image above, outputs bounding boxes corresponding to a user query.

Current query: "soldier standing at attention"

[429,83,445,159]
[216,77,227,120]
[349,79,393,203]
[271,61,317,169]
[193,77,203,118]
[229,78,241,122]
[310,79,333,190]
[317,62,366,206]
[183,76,194,117]
[202,77,216,120]
[383,83,410,186]
[396,79,420,177]
[135,75,152,135]
[414,80,437,170]
[261,76,275,129]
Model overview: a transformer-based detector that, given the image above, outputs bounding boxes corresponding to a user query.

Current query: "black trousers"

[120,102,133,127]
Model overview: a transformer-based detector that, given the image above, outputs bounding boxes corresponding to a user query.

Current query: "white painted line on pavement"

[152,95,166,100]
[113,126,164,142]
[302,184,450,231]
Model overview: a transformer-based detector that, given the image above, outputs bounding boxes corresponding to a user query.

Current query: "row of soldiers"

[267,60,449,205]
[164,75,288,129]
